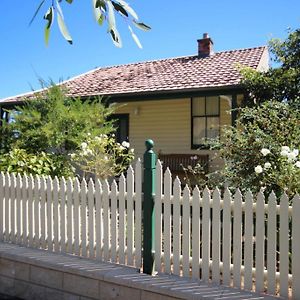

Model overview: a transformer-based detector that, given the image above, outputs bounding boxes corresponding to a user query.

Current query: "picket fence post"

[143,139,156,275]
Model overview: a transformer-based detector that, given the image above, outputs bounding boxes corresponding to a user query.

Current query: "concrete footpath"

[0,242,281,300]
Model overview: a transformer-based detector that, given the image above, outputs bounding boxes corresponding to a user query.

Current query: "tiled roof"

[0,46,267,104]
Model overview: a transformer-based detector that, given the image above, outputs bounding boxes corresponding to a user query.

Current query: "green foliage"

[182,155,224,190]
[219,101,300,197]
[183,29,300,196]
[0,84,117,178]
[72,134,134,179]
[3,85,114,155]
[0,148,74,177]
[30,0,151,47]
[241,28,300,109]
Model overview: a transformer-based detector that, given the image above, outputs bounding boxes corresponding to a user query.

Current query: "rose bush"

[219,101,300,196]
[254,146,300,197]
[71,134,134,179]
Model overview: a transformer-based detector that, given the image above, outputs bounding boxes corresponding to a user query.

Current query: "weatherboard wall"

[115,97,232,170]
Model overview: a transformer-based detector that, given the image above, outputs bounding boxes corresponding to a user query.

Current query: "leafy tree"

[184,29,300,197]
[0,84,114,177]
[0,84,135,178]
[226,28,300,195]
[3,85,114,155]
[31,0,151,47]
[241,28,300,109]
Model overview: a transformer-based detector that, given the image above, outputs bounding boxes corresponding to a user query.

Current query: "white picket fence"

[0,159,299,299]
[0,160,142,268]
[153,161,299,299]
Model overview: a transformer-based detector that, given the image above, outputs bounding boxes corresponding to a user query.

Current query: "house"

[0,33,269,173]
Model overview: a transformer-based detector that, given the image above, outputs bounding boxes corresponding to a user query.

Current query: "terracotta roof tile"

[0,46,267,104]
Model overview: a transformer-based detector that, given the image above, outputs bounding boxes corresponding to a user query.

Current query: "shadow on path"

[0,294,23,300]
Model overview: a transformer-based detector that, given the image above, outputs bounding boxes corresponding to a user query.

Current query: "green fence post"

[143,139,156,275]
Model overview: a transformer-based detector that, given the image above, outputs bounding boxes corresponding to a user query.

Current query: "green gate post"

[143,139,156,275]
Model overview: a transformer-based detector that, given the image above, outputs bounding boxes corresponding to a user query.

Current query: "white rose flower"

[81,142,88,149]
[122,141,130,148]
[287,151,297,162]
[281,146,290,152]
[130,148,135,153]
[264,162,271,169]
[261,148,271,156]
[292,149,299,157]
[254,165,263,174]
[295,161,300,168]
[280,149,289,157]
[104,156,108,161]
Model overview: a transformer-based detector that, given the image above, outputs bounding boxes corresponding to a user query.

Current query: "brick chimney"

[197,33,214,57]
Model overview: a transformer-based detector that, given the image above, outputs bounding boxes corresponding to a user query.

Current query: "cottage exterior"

[0,34,269,172]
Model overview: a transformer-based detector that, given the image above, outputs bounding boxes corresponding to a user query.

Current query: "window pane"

[220,95,232,125]
[193,117,206,144]
[220,95,232,110]
[111,115,129,143]
[206,96,219,115]
[237,94,244,107]
[207,117,219,139]
[119,118,129,142]
[192,97,205,116]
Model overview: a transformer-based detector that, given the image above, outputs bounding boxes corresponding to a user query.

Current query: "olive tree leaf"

[110,28,122,48]
[44,6,54,46]
[56,0,73,44]
[107,0,116,31]
[111,1,128,17]
[133,20,151,31]
[95,0,106,10]
[56,0,64,18]
[92,0,105,25]
[92,0,101,19]
[29,0,46,26]
[118,0,138,20]
[128,25,142,49]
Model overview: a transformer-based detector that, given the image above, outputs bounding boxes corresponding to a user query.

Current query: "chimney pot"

[197,33,213,57]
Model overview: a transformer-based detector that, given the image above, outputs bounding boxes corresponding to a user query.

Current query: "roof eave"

[82,84,245,102]
[0,84,245,107]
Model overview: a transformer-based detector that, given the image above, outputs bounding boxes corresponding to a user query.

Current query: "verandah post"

[143,139,156,275]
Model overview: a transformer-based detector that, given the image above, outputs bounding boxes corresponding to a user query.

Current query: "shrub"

[0,148,74,177]
[71,134,134,179]
[0,84,127,178]
[219,101,300,196]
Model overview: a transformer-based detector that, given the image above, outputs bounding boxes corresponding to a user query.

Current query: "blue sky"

[0,0,299,99]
